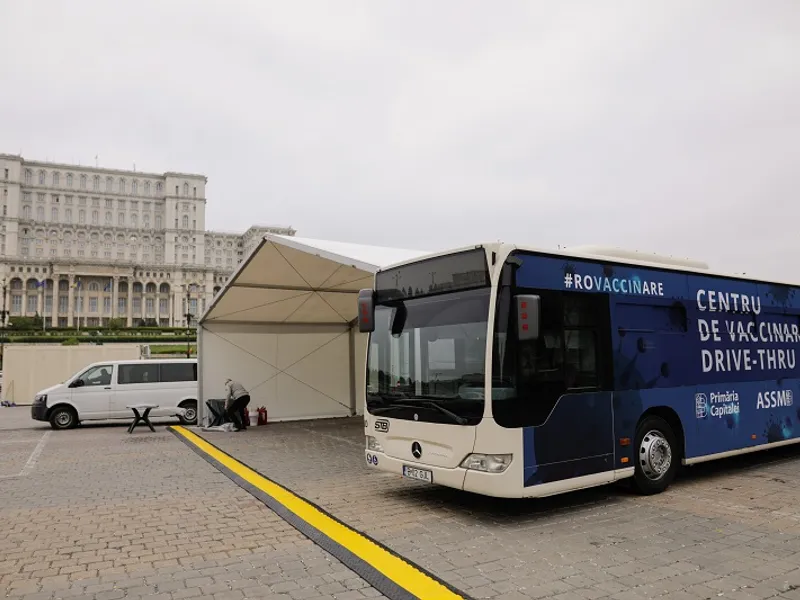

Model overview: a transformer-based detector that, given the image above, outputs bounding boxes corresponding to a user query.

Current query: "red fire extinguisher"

[257,407,268,426]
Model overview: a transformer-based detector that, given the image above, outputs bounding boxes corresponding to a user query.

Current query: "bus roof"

[375,242,799,288]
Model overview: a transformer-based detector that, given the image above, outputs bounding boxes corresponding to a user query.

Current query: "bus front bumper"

[364,450,470,491]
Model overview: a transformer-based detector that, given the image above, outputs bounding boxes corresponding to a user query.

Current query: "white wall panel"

[199,322,353,424]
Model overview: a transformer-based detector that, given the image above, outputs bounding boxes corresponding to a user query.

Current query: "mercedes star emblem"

[411,441,422,459]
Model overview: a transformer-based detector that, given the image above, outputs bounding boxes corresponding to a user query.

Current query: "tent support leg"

[197,325,205,427]
[348,325,356,417]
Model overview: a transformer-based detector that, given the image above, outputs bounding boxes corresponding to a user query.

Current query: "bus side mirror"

[516,294,540,341]
[358,289,375,333]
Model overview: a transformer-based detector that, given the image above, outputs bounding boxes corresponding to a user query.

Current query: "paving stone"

[8,406,800,599]
[0,408,383,600]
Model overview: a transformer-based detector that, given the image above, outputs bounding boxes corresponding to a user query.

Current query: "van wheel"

[178,400,197,425]
[49,406,78,430]
[632,415,678,495]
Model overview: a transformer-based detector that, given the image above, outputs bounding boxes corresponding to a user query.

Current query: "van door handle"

[104,387,111,390]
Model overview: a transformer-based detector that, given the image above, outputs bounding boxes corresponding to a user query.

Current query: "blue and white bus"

[358,243,800,498]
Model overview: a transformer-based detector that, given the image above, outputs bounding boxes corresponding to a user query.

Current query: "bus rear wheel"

[632,415,678,495]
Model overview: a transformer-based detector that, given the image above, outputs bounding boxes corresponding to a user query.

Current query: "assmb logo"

[695,393,708,419]
[757,389,794,409]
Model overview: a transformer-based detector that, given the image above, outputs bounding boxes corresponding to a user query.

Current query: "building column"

[169,292,175,327]
[126,282,133,328]
[67,275,75,327]
[3,285,9,326]
[112,276,119,320]
[51,280,58,328]
[37,283,43,317]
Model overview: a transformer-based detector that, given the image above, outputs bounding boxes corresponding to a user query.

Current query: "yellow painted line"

[171,426,465,600]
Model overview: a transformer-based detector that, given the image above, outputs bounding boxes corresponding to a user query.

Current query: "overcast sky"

[1,1,799,280]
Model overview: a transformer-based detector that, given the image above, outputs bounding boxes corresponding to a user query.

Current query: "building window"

[155,215,162,229]
[51,207,58,221]
[79,210,86,224]
[65,195,73,205]
[38,170,46,185]
[27,295,37,313]
[143,214,150,228]
[106,177,113,192]
[105,199,112,208]
[103,297,111,314]
[53,172,60,186]
[144,182,151,195]
[36,206,44,221]
[118,213,125,226]
[79,196,86,206]
[65,208,72,222]
[93,176,100,191]
[25,170,32,184]
[91,211,99,224]
[131,214,138,227]
[156,182,163,194]
[105,211,112,224]
[145,297,154,313]
[119,178,125,194]
[133,297,141,312]
[23,205,31,219]
[182,215,189,228]
[132,180,138,195]
[37,193,45,203]
[66,173,73,187]
[89,297,98,313]
[80,174,87,189]
[59,296,68,312]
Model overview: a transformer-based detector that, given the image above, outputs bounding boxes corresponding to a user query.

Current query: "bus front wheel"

[632,415,678,495]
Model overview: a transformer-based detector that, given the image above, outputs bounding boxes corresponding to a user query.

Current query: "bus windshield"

[365,287,490,426]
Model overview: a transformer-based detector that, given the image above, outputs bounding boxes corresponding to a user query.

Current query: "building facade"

[0,154,295,328]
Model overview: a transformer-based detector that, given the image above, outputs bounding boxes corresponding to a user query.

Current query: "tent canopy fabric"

[200,234,429,326]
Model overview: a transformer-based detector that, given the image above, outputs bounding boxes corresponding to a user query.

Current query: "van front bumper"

[31,399,48,421]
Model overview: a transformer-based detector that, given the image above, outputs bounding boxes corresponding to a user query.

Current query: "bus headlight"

[366,436,383,452]
[460,453,512,473]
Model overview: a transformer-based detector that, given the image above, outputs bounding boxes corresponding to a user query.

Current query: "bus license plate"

[402,465,433,483]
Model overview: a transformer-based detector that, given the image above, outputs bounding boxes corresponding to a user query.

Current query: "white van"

[30,359,198,430]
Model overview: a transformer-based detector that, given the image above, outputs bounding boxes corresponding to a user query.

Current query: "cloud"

[1,0,799,280]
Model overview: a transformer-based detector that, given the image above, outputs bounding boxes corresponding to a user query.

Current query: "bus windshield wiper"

[371,400,467,425]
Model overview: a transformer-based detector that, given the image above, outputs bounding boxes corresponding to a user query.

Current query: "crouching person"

[224,378,251,432]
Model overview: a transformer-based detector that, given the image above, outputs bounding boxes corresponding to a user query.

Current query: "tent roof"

[200,234,429,326]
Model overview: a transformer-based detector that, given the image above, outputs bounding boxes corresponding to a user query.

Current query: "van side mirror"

[69,379,84,388]
[357,289,375,333]
[516,294,541,341]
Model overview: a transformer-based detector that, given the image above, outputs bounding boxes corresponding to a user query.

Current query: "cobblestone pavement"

[0,407,383,600]
[199,417,800,600]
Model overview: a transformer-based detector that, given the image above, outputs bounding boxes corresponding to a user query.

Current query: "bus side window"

[562,294,601,389]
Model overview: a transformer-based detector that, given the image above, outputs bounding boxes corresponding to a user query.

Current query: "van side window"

[78,365,113,387]
[118,364,158,384]
[159,363,197,382]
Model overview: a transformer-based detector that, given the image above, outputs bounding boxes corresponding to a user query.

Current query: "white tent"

[197,234,429,424]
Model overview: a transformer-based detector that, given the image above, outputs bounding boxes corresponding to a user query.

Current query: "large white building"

[0,153,295,328]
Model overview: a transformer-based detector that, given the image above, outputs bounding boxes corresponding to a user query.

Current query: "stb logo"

[374,419,389,433]
[695,393,708,419]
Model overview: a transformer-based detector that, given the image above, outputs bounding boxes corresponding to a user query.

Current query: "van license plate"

[402,465,433,483]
